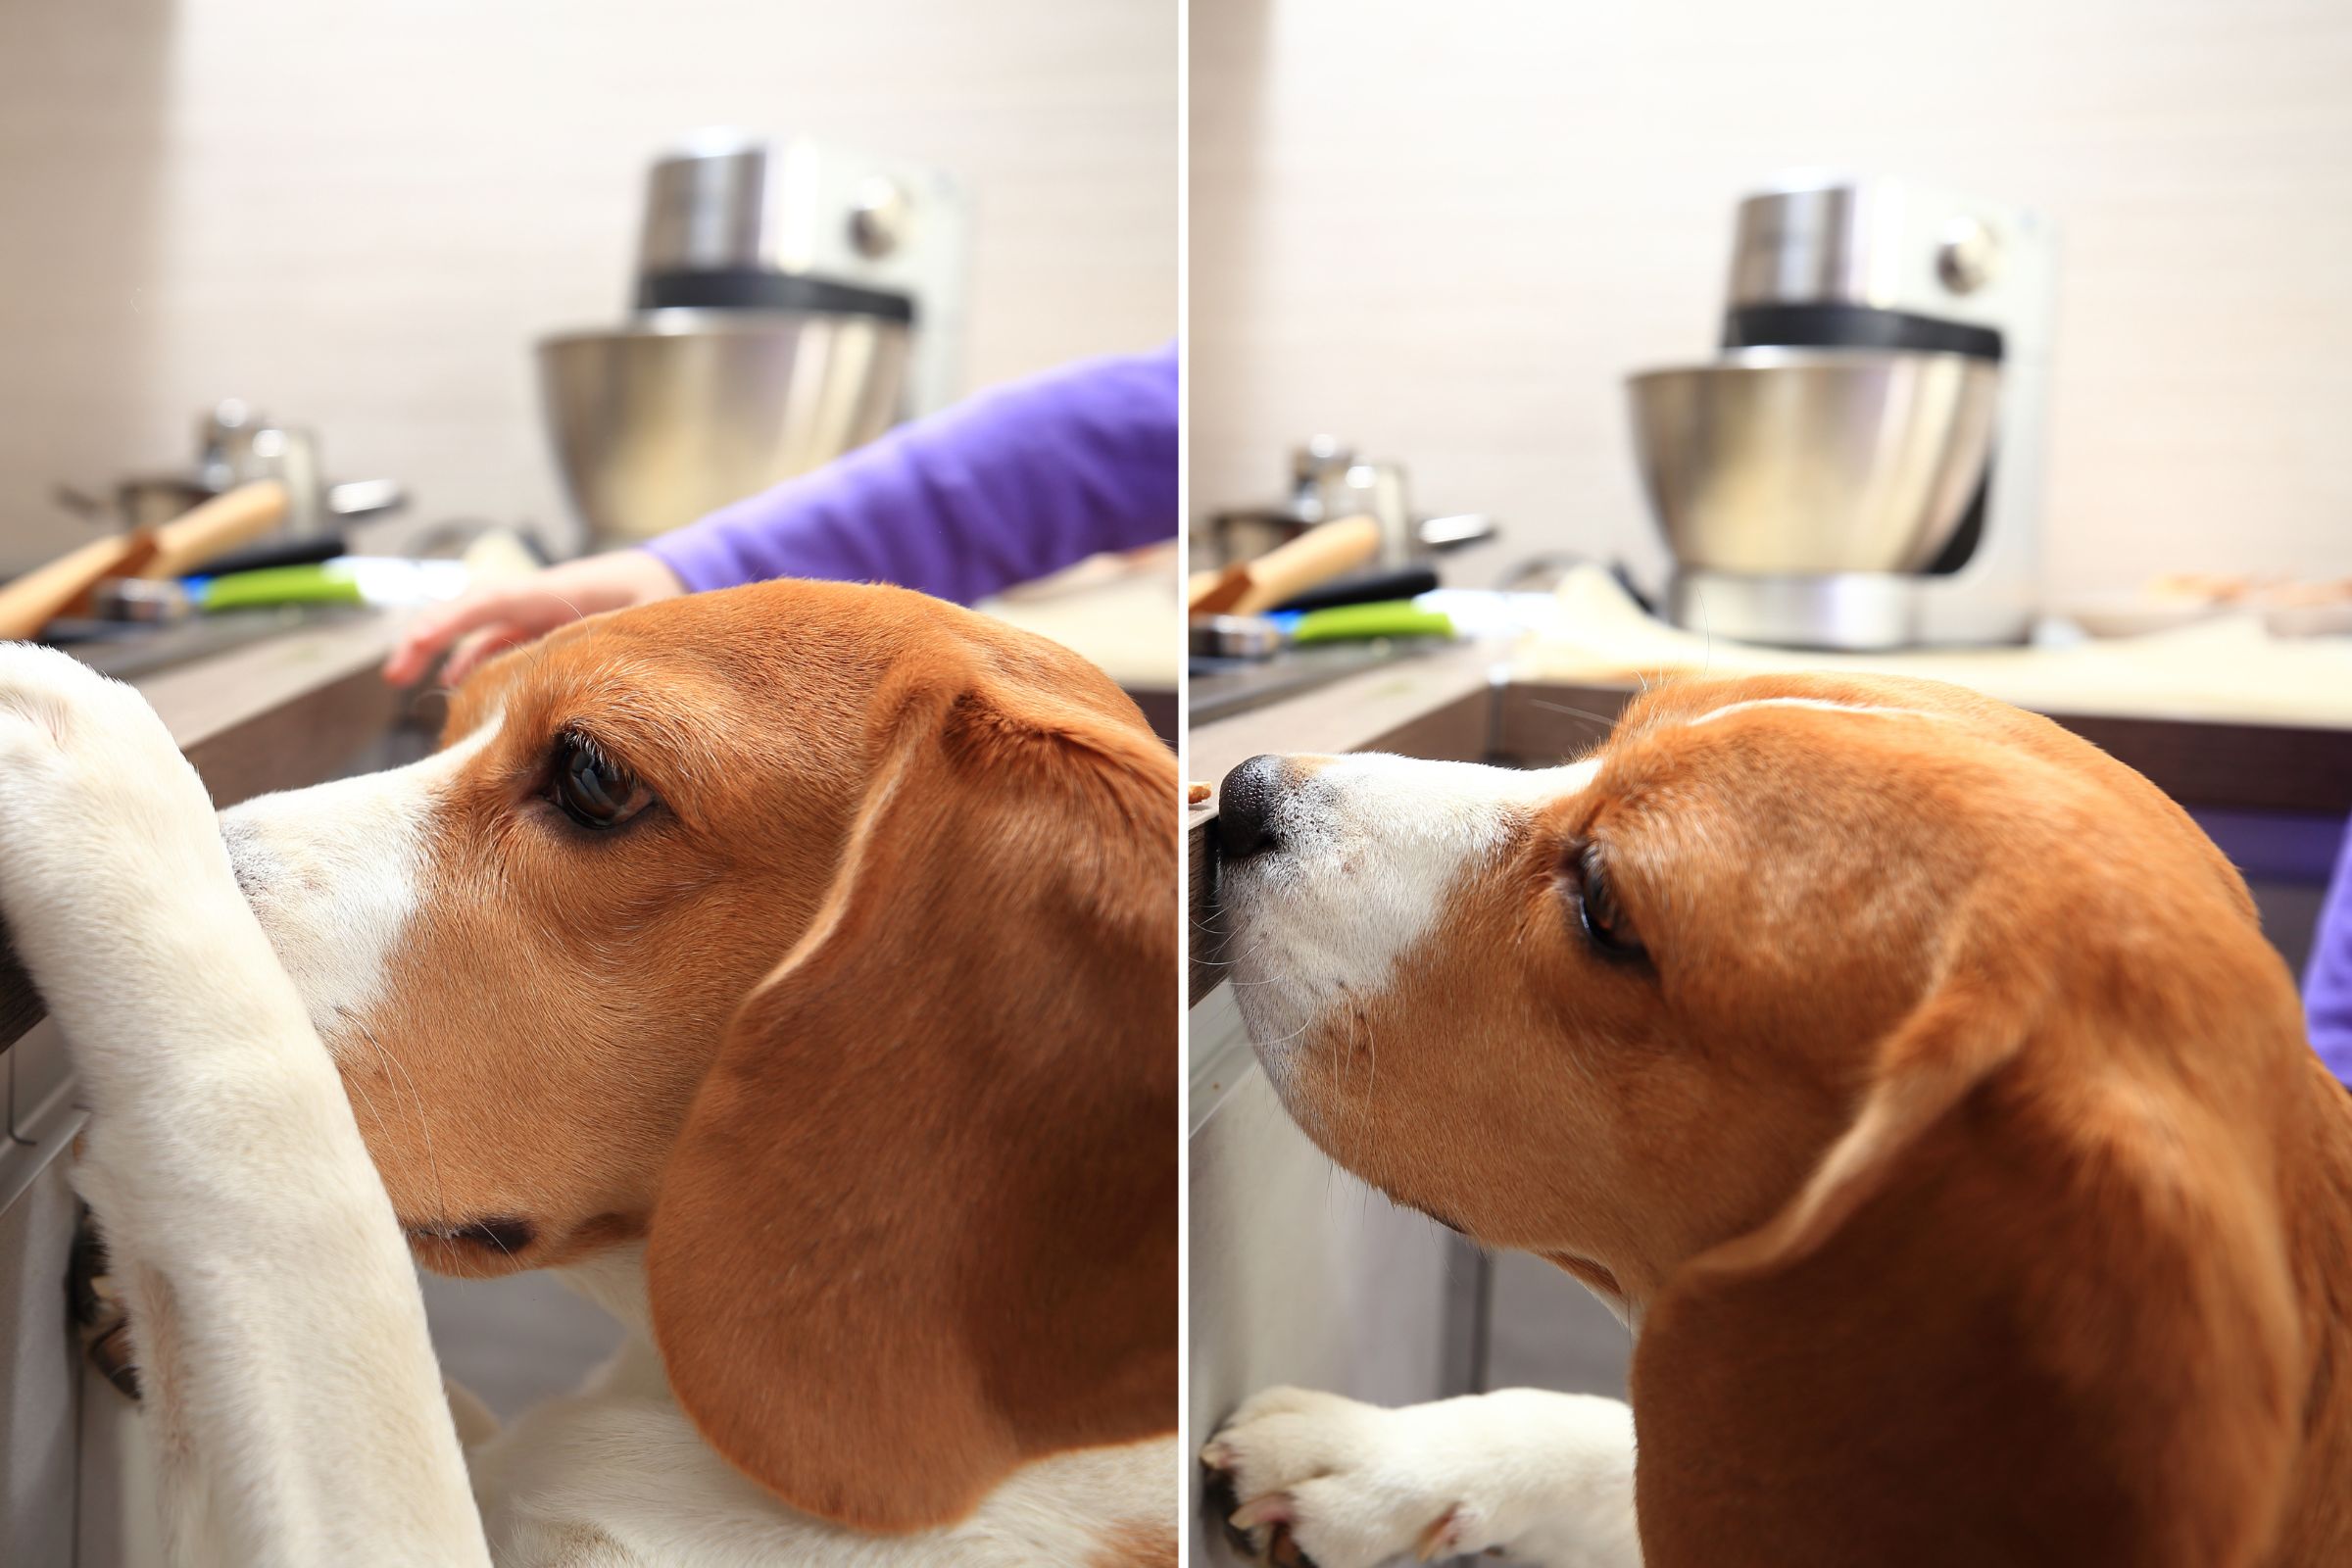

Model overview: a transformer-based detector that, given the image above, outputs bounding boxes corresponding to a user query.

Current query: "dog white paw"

[0,641,225,992]
[1204,1386,1473,1568]
[1203,1386,1640,1568]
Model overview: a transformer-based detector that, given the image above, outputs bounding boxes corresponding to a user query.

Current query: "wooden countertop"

[0,612,412,1054]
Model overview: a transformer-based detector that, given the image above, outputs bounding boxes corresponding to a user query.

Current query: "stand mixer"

[539,132,967,549]
[1628,175,2055,650]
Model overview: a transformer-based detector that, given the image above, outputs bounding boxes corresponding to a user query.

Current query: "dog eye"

[1566,842,1645,961]
[550,732,652,831]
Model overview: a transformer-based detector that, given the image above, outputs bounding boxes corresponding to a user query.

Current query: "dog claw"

[1414,1503,1465,1561]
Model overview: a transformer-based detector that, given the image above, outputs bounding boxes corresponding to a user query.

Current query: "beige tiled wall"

[0,0,1176,573]
[1191,0,2352,602]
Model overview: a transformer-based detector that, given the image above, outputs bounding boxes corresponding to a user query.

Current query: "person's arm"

[385,344,1177,686]
[2307,821,2352,1083]
[644,342,1177,606]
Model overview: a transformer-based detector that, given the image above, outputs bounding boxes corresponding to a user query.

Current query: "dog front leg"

[0,645,489,1568]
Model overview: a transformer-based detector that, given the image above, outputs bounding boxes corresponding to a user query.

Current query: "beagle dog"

[1202,672,2352,1568]
[0,578,1177,1566]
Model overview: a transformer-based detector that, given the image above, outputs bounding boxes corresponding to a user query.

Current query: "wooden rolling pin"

[0,479,291,641]
[1189,514,1383,617]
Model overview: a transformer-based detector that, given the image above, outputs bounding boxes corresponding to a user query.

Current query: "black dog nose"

[1217,755,1287,860]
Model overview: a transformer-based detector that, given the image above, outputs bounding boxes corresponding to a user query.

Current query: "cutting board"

[1516,566,2352,731]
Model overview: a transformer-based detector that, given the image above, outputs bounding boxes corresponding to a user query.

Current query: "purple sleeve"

[2308,820,2352,1083]
[645,341,1177,606]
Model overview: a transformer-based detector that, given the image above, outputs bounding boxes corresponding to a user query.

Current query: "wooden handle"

[0,532,156,641]
[1227,514,1383,616]
[1188,563,1252,615]
[0,479,293,641]
[136,479,291,580]
[1189,515,1386,618]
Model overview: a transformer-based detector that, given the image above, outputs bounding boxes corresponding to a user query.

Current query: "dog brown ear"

[645,653,1177,1533]
[1690,955,2031,1281]
[1633,940,2305,1565]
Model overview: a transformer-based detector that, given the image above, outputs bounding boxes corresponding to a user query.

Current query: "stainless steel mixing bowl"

[537,309,911,547]
[1625,348,2000,575]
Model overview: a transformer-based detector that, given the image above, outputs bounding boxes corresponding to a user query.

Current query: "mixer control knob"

[849,176,911,260]
[1936,217,2000,294]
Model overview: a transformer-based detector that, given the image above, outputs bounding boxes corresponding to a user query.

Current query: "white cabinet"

[1185,984,1479,1567]
[0,1123,83,1568]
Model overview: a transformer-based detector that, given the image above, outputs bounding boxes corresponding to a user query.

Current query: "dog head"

[1215,671,2324,1559]
[222,578,1177,1530]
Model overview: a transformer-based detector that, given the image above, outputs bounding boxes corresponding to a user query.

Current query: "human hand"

[382,550,687,686]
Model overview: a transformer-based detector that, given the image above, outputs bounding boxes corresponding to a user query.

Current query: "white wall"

[1191,0,2352,601]
[0,0,1176,571]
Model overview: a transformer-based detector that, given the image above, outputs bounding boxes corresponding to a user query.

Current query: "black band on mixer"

[636,270,918,323]
[1724,304,2002,362]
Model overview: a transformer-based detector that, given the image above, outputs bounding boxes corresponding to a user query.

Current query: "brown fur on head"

[1217,672,2349,1565]
[224,578,1178,1530]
